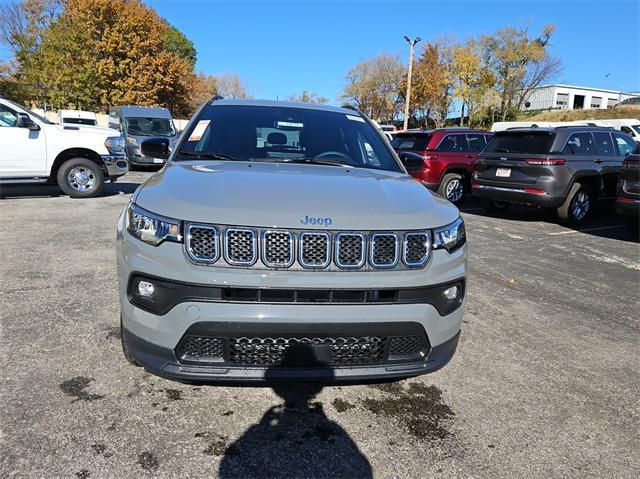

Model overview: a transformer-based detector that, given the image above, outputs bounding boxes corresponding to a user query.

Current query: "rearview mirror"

[141,138,170,160]
[16,113,40,131]
[399,152,425,173]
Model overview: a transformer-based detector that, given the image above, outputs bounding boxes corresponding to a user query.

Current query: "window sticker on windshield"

[277,121,304,128]
[188,120,210,141]
[346,115,365,122]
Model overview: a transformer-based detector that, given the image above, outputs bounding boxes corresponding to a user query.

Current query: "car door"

[435,134,468,170]
[0,103,47,177]
[592,131,620,198]
[465,133,487,170]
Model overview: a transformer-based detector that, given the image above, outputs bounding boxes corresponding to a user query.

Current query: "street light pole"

[403,35,421,131]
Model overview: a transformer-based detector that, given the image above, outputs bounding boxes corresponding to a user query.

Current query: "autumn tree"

[288,90,329,104]
[450,39,495,126]
[341,53,404,122]
[480,25,561,120]
[410,40,455,127]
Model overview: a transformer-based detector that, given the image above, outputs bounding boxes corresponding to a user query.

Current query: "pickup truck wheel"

[481,198,510,214]
[121,317,140,367]
[57,158,104,198]
[438,173,465,204]
[557,183,592,224]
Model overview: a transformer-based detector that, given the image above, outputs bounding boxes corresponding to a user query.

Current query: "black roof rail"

[211,95,224,101]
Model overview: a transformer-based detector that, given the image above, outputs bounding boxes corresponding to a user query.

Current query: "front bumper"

[102,155,129,179]
[126,145,166,165]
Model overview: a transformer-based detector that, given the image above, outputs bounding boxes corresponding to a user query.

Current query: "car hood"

[134,160,459,230]
[54,124,120,136]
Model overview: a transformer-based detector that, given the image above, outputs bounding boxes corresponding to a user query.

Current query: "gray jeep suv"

[116,99,467,383]
[472,126,637,223]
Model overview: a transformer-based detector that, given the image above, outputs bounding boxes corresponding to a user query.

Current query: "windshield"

[632,125,640,135]
[125,117,176,137]
[177,105,402,172]
[391,134,431,151]
[62,118,97,126]
[484,131,555,154]
[4,99,54,125]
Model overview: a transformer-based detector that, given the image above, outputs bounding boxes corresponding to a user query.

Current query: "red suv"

[391,128,493,204]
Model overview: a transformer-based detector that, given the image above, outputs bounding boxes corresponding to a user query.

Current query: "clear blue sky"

[145,0,640,101]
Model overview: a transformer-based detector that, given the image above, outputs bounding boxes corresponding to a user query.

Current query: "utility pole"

[403,36,421,131]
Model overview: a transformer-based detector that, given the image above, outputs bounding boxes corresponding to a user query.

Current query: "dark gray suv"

[471,126,637,223]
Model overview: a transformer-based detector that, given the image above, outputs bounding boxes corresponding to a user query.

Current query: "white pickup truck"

[0,97,128,197]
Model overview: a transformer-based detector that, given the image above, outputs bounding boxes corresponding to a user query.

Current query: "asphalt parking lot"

[1,169,638,479]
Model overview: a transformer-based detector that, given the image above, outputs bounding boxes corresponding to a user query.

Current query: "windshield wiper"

[260,157,354,168]
[177,151,243,161]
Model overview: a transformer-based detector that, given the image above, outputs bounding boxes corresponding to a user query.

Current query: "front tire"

[57,158,104,198]
[557,183,592,224]
[438,173,465,204]
[481,198,510,214]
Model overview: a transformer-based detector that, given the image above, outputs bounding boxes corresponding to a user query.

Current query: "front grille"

[404,233,430,266]
[186,225,218,262]
[176,336,224,361]
[185,224,431,270]
[389,336,427,357]
[225,229,256,265]
[371,233,398,267]
[230,336,386,365]
[300,232,330,268]
[262,231,293,267]
[336,233,365,268]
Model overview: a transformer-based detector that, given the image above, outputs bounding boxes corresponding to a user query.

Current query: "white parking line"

[547,224,624,236]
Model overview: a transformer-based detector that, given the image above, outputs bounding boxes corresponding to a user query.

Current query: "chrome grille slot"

[224,228,257,265]
[262,231,294,267]
[371,233,398,268]
[186,224,219,263]
[336,233,365,268]
[404,232,430,266]
[300,232,330,268]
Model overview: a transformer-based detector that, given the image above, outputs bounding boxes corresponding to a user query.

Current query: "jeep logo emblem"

[300,215,333,227]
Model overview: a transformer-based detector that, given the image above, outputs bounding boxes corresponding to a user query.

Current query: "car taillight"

[524,188,546,195]
[525,159,566,166]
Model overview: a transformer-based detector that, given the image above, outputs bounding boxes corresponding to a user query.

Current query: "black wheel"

[438,173,465,204]
[121,317,140,366]
[56,158,104,198]
[557,183,593,224]
[625,219,639,239]
[481,198,510,214]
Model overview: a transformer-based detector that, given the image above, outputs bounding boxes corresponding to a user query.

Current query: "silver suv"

[116,99,467,383]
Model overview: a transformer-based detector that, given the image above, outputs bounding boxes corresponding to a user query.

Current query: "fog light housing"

[137,280,155,298]
[443,285,459,300]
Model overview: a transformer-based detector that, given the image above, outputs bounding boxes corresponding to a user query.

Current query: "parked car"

[492,119,640,143]
[472,126,637,223]
[117,99,467,383]
[58,109,98,127]
[109,105,178,167]
[616,142,640,236]
[391,128,493,204]
[0,97,128,197]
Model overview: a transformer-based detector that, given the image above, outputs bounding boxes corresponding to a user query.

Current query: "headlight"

[432,217,466,253]
[127,203,182,246]
[126,136,138,146]
[105,136,125,155]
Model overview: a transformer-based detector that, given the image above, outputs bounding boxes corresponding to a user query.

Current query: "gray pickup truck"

[116,99,467,383]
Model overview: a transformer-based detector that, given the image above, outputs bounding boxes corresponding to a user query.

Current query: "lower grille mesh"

[176,336,224,360]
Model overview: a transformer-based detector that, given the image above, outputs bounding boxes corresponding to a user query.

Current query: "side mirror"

[399,152,425,174]
[16,113,40,131]
[141,138,170,160]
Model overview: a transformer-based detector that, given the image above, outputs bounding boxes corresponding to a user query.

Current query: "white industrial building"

[520,84,640,112]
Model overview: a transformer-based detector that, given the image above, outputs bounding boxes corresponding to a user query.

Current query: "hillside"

[520,105,640,122]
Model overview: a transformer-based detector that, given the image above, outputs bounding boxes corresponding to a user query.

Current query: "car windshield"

[632,125,640,135]
[4,99,54,125]
[62,118,97,126]
[126,117,175,137]
[390,134,430,151]
[484,131,555,154]
[177,104,402,172]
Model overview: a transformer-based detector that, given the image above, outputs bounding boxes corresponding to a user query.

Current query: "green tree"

[287,90,329,104]
[163,21,197,67]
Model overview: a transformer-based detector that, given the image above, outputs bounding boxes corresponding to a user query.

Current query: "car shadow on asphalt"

[218,348,373,479]
[459,201,638,243]
[0,181,140,199]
